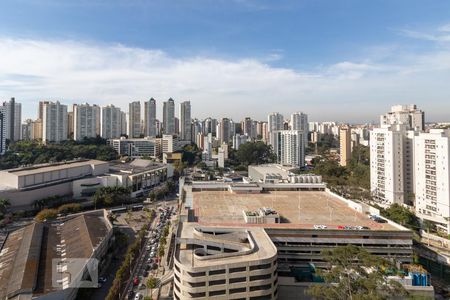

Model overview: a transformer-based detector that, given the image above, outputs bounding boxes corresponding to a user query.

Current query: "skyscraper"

[339,126,351,167]
[291,111,308,146]
[144,98,157,137]
[291,112,308,131]
[42,101,68,143]
[203,117,217,136]
[218,118,231,144]
[0,98,22,142]
[101,105,122,139]
[0,107,6,154]
[73,103,100,141]
[128,101,141,138]
[268,112,284,133]
[179,101,192,141]
[163,98,175,135]
[270,130,305,167]
[242,117,254,139]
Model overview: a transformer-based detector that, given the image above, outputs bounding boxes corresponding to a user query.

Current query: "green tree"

[235,141,276,166]
[381,204,420,231]
[146,276,158,298]
[307,245,407,300]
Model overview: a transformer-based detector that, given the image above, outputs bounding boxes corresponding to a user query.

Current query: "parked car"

[133,276,139,286]
[313,224,327,229]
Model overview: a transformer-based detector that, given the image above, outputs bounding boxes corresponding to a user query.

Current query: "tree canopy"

[381,204,420,232]
[234,141,276,166]
[308,245,407,300]
[0,139,118,170]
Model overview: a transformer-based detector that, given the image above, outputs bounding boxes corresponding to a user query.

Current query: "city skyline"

[1,1,450,122]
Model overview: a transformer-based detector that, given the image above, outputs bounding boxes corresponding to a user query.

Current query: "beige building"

[0,159,109,207]
[174,224,278,300]
[339,126,351,167]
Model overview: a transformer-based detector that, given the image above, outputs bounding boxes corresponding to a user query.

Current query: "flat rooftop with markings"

[192,190,401,231]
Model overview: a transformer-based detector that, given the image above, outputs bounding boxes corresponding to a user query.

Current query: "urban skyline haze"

[1,0,450,122]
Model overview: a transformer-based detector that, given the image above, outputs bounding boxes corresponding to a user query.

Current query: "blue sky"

[1,0,450,122]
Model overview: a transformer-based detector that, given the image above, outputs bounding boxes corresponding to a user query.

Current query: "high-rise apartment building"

[144,98,157,137]
[291,112,308,132]
[268,112,284,133]
[179,101,192,141]
[0,98,22,142]
[42,101,68,143]
[242,117,254,139]
[203,117,217,136]
[128,101,141,138]
[414,129,450,233]
[291,111,308,146]
[0,107,6,154]
[370,124,416,205]
[101,105,122,139]
[339,126,352,167]
[73,103,100,141]
[380,104,425,131]
[21,119,33,141]
[271,130,305,167]
[163,98,175,135]
[218,118,232,144]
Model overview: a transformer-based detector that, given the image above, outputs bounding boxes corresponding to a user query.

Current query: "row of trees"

[35,203,82,222]
[148,180,176,202]
[93,186,131,208]
[0,139,118,170]
[106,215,156,300]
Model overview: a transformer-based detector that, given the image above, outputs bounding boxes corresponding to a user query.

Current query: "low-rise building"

[0,210,113,300]
[109,137,157,158]
[108,159,173,197]
[0,160,109,207]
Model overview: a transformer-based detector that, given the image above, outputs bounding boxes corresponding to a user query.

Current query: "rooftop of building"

[0,159,108,176]
[109,159,167,175]
[0,210,112,299]
[176,223,277,269]
[249,164,294,179]
[190,190,400,231]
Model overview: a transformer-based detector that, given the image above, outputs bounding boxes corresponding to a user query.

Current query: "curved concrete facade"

[174,224,278,300]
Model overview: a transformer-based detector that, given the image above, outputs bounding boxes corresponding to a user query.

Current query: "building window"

[209,290,226,296]
[229,266,246,273]
[188,292,206,298]
[209,269,226,276]
[249,263,271,271]
[230,287,246,294]
[209,279,226,286]
[250,274,272,281]
[229,277,246,284]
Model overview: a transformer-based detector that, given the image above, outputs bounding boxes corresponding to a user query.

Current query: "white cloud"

[0,37,450,122]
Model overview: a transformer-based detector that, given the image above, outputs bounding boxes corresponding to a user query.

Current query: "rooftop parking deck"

[191,190,399,231]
